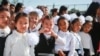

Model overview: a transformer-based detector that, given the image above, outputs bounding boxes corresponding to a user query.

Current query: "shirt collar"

[0,26,11,37]
[13,30,27,37]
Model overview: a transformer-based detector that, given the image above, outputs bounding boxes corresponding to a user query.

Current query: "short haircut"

[0,7,9,13]
[29,11,38,16]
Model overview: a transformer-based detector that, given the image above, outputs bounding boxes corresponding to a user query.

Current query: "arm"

[68,35,76,56]
[58,50,66,56]
[50,29,66,45]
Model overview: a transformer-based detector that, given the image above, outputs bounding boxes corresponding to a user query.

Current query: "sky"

[10,0,92,11]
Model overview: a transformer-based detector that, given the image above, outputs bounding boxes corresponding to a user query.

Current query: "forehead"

[43,18,53,23]
[18,17,29,21]
[0,11,10,16]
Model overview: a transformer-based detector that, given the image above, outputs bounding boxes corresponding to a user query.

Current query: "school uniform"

[55,30,76,56]
[52,15,59,33]
[4,30,38,56]
[28,23,41,33]
[35,33,65,56]
[79,32,94,56]
[0,26,11,56]
[70,31,84,56]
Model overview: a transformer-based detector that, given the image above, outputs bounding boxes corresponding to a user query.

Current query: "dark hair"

[57,16,68,25]
[84,2,100,18]
[15,3,23,13]
[81,20,93,31]
[42,15,52,23]
[58,5,67,15]
[29,11,38,17]
[10,4,15,7]
[51,8,58,15]
[1,0,10,6]
[14,12,28,23]
[71,18,80,24]
[0,7,9,12]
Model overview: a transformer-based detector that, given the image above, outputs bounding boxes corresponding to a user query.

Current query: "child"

[0,7,11,56]
[51,8,59,33]
[4,12,38,56]
[28,11,40,32]
[35,16,65,56]
[70,18,84,56]
[55,16,76,56]
[79,16,94,56]
[9,12,16,30]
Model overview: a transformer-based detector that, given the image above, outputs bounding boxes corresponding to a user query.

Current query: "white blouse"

[70,31,84,55]
[4,30,39,56]
[55,31,76,56]
[0,26,11,37]
[78,32,94,55]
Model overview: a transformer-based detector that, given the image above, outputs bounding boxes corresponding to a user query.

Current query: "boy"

[0,7,11,56]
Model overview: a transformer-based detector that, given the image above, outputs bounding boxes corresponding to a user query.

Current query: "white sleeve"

[30,46,35,56]
[68,35,76,56]
[55,35,66,46]
[28,33,39,46]
[3,36,12,56]
[90,37,95,55]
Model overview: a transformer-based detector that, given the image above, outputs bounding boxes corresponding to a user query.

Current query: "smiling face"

[71,19,82,32]
[15,16,29,33]
[42,18,54,32]
[0,11,10,29]
[58,19,69,32]
[82,22,92,33]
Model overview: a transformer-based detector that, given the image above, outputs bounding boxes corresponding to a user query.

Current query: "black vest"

[0,31,12,56]
[35,33,55,54]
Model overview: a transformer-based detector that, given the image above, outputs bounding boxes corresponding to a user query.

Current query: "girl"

[35,16,65,56]
[28,11,40,32]
[4,12,38,56]
[70,18,84,56]
[55,16,76,56]
[79,16,94,56]
[51,8,59,33]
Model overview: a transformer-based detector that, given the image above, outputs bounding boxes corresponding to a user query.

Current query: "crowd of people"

[0,0,100,56]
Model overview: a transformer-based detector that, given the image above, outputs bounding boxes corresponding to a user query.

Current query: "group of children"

[0,0,96,56]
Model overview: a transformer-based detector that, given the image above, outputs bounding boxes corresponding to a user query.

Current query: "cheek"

[0,19,2,23]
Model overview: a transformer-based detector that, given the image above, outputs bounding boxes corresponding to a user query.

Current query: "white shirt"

[4,30,39,56]
[78,32,94,55]
[55,31,75,56]
[70,31,81,49]
[70,31,84,55]
[0,26,11,37]
[52,15,59,25]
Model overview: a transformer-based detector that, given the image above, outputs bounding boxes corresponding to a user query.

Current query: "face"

[10,6,15,12]
[9,14,16,29]
[72,20,82,32]
[3,4,10,10]
[54,11,58,16]
[83,22,92,33]
[15,16,29,33]
[0,11,10,28]
[96,8,100,17]
[29,15,39,29]
[58,19,69,32]
[42,19,53,32]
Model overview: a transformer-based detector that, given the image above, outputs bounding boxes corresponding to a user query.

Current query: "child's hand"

[58,50,66,56]
[39,28,50,34]
[50,29,58,39]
